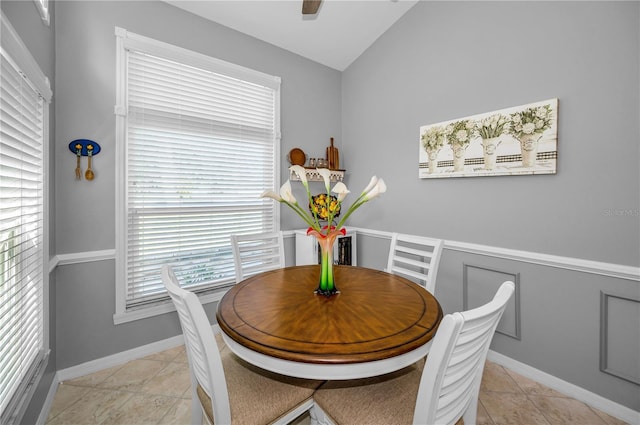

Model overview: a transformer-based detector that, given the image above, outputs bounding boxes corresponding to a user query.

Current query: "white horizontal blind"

[0,50,45,418]
[124,48,278,308]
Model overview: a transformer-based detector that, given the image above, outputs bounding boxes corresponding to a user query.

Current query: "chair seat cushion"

[198,342,322,425]
[313,363,422,425]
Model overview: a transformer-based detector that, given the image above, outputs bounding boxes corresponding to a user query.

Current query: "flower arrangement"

[261,165,386,238]
[310,193,340,221]
[445,120,476,146]
[261,166,386,296]
[421,126,446,152]
[476,114,509,139]
[509,104,553,139]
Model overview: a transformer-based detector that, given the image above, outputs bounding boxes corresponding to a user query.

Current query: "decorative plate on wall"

[288,148,306,166]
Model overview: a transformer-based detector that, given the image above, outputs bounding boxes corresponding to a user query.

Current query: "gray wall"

[52,0,341,369]
[54,0,341,254]
[1,2,57,424]
[342,1,639,411]
[342,1,639,267]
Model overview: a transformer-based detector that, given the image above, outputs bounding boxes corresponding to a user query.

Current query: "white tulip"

[332,182,350,202]
[289,165,308,188]
[260,190,281,201]
[364,178,386,200]
[279,180,297,203]
[316,168,332,192]
[361,176,379,195]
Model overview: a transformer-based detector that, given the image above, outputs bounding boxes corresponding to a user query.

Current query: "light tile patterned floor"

[46,345,629,425]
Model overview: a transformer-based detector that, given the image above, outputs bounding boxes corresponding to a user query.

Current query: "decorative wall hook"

[69,139,100,180]
[68,139,101,156]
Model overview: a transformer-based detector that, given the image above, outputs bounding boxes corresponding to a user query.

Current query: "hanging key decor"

[68,139,101,181]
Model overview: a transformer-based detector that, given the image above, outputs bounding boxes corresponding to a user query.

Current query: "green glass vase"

[307,226,345,297]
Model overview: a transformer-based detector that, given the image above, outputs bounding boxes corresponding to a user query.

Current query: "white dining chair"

[386,233,444,294]
[161,265,321,425]
[231,231,285,282]
[311,281,515,425]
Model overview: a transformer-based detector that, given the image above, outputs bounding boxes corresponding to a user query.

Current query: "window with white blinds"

[115,29,280,320]
[0,15,50,423]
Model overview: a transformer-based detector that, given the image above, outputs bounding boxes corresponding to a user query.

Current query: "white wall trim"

[487,350,640,425]
[48,249,116,273]
[56,249,116,266]
[445,239,640,282]
[47,256,57,274]
[46,230,640,283]
[353,227,640,282]
[350,227,390,240]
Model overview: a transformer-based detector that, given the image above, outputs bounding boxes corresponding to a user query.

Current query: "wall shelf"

[290,168,345,182]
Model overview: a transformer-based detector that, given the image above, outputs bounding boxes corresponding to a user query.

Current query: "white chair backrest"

[231,231,285,282]
[161,265,232,424]
[414,281,515,425]
[386,233,444,293]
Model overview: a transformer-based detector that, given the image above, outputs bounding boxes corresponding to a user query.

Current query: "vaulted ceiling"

[164,0,419,71]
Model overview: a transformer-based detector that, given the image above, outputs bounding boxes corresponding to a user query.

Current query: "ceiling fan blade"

[302,0,322,15]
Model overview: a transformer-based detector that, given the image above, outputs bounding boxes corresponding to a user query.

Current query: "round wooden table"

[216,265,442,380]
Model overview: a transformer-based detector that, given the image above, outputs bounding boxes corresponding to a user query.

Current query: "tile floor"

[46,344,629,425]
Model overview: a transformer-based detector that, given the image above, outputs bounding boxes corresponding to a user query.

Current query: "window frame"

[0,12,51,424]
[32,0,50,26]
[113,27,281,324]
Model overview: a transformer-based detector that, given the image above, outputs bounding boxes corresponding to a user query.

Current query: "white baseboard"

[44,331,638,425]
[56,334,184,382]
[36,374,60,425]
[55,326,222,383]
[39,336,184,424]
[40,328,228,422]
[487,350,640,425]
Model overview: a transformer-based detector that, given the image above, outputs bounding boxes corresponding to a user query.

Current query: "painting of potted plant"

[418,98,557,179]
[476,114,509,170]
[445,119,475,172]
[420,125,445,174]
[509,104,554,167]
